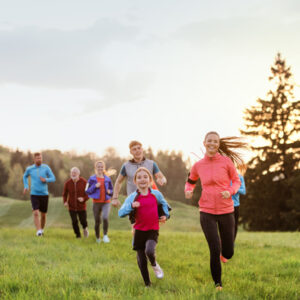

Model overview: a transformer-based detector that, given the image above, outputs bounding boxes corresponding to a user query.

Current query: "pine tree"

[240,53,300,230]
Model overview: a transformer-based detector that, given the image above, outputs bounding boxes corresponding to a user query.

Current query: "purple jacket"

[85,175,113,200]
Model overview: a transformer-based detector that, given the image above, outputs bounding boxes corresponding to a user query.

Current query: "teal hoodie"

[23,164,56,195]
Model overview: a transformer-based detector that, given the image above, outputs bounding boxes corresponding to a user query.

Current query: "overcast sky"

[1,0,299,161]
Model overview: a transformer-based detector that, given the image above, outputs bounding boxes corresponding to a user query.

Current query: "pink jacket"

[185,153,241,215]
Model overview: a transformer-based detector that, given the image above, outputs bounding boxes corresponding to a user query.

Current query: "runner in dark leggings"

[185,131,247,291]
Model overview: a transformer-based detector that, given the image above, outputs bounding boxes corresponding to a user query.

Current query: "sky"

[1,0,300,161]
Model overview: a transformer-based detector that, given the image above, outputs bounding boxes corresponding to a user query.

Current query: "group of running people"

[23,133,246,290]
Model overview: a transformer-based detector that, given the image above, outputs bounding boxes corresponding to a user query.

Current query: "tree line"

[0,53,299,231]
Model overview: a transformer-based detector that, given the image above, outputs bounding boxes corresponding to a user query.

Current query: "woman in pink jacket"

[185,131,247,291]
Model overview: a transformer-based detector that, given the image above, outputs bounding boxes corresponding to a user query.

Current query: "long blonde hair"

[94,160,117,177]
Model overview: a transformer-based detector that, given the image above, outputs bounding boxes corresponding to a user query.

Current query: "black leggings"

[234,206,239,240]
[136,240,157,286]
[200,212,234,287]
[69,210,88,238]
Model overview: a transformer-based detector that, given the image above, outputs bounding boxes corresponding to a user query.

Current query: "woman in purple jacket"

[86,161,116,243]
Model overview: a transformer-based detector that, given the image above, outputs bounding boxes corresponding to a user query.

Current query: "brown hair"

[205,131,248,170]
[33,152,41,157]
[133,167,153,185]
[129,140,142,149]
[94,160,117,177]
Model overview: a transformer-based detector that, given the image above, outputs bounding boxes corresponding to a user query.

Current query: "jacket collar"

[204,152,222,161]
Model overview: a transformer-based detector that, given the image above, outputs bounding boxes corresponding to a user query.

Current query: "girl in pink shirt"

[185,131,247,291]
[119,167,170,286]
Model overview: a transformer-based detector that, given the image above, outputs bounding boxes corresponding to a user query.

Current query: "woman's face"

[135,170,150,190]
[95,162,104,174]
[204,133,220,156]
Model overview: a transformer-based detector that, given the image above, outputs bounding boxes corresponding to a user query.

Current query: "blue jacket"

[232,174,246,207]
[23,164,56,196]
[85,175,113,200]
[118,188,170,218]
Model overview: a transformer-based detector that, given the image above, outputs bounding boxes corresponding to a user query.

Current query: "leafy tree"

[240,53,300,231]
[6,163,26,199]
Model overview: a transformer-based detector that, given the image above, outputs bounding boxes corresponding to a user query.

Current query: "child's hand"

[132,202,140,208]
[159,216,167,223]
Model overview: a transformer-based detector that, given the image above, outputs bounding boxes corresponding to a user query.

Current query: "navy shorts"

[31,195,49,213]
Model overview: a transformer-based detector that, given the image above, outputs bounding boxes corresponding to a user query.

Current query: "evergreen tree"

[240,53,300,231]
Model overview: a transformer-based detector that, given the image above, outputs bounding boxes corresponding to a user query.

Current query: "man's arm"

[154,171,167,186]
[111,174,126,207]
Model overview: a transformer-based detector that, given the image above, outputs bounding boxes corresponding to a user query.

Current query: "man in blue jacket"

[23,152,56,236]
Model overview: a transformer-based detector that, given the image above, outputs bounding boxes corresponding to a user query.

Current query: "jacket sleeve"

[82,179,89,201]
[23,168,30,189]
[227,160,241,195]
[85,178,97,195]
[107,178,113,196]
[155,191,170,218]
[118,195,134,218]
[185,163,199,192]
[62,181,68,204]
[238,175,246,195]
[45,166,56,183]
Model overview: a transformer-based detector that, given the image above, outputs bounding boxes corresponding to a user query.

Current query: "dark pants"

[234,206,239,240]
[93,202,110,238]
[69,210,88,238]
[200,212,234,287]
[137,240,157,286]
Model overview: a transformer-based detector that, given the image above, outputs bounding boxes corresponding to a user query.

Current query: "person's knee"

[32,210,39,217]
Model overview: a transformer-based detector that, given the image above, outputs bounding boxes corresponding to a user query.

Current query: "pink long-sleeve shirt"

[185,153,241,215]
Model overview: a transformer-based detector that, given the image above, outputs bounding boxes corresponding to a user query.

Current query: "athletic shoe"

[36,230,43,236]
[152,263,164,279]
[96,238,101,244]
[83,228,89,238]
[220,255,228,263]
[103,235,110,243]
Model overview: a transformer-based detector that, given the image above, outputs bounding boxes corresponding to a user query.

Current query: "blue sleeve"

[45,166,56,183]
[85,177,97,195]
[154,190,169,217]
[238,175,246,195]
[118,195,134,217]
[120,164,127,177]
[153,162,160,174]
[23,168,30,189]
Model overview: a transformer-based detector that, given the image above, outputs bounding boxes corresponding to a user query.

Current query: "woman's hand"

[95,182,100,188]
[132,202,140,208]
[185,190,193,199]
[221,191,231,199]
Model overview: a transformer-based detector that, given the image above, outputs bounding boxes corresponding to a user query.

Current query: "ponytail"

[94,160,117,177]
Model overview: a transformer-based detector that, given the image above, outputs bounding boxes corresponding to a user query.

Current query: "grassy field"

[0,197,300,299]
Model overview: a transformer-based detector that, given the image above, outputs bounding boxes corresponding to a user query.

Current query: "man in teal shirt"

[23,153,56,236]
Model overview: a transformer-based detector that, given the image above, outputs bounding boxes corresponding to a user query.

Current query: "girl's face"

[135,170,151,190]
[95,162,104,174]
[204,133,220,156]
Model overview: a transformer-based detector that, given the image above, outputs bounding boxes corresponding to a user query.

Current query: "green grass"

[0,197,299,299]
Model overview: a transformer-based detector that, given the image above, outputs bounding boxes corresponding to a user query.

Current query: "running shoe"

[103,235,110,243]
[83,228,89,238]
[220,255,228,263]
[96,238,101,244]
[152,263,164,279]
[36,230,43,236]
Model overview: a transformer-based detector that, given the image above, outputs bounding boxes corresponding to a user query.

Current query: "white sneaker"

[83,228,89,238]
[36,230,43,236]
[152,263,164,279]
[103,235,110,243]
[96,238,101,244]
